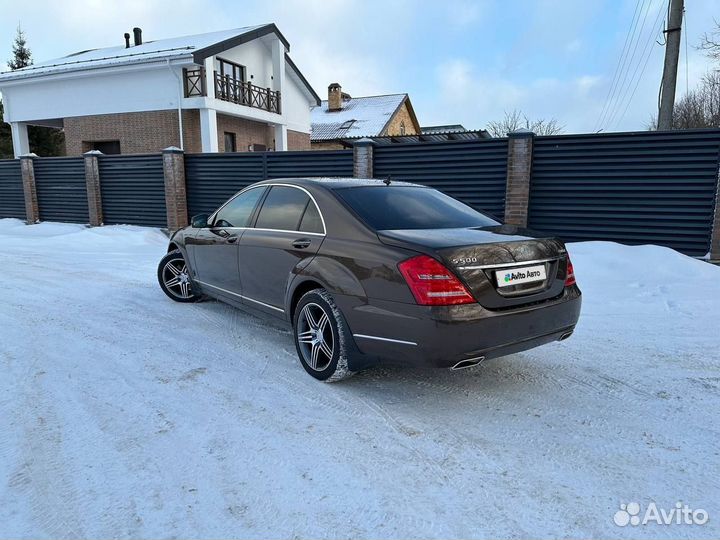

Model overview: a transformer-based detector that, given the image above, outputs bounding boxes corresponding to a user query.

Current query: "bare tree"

[486,109,564,137]
[698,19,720,62]
[649,71,720,129]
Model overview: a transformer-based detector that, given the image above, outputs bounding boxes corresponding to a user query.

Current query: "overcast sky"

[0,0,718,133]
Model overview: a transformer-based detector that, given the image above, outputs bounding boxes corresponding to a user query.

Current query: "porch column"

[199,108,218,153]
[203,56,214,98]
[274,124,288,151]
[504,129,535,227]
[10,122,30,158]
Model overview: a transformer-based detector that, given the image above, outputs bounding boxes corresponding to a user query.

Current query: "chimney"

[133,27,143,46]
[328,83,342,111]
[124,33,131,48]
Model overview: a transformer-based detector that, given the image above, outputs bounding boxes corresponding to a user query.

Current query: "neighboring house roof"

[320,130,491,148]
[311,93,415,140]
[421,124,468,134]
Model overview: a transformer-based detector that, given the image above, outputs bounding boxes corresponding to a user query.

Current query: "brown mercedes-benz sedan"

[158,178,581,381]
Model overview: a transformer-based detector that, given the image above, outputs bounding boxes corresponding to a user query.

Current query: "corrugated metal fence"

[374,139,509,220]
[186,150,353,216]
[98,154,166,226]
[33,157,88,223]
[529,130,720,256]
[0,159,24,220]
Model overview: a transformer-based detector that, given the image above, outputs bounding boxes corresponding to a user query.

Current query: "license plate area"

[496,264,547,288]
[490,263,552,297]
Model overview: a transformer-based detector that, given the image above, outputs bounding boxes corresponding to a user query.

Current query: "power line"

[615,6,667,128]
[594,0,644,131]
[609,1,667,129]
[602,0,656,130]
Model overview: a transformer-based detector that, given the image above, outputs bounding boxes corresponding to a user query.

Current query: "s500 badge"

[452,257,478,265]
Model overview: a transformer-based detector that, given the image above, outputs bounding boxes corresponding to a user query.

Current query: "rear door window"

[254,186,310,231]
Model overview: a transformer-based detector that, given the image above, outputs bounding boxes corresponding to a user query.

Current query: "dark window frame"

[217,57,246,82]
[224,132,237,153]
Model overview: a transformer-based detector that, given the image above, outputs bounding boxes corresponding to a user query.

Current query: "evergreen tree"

[2,25,65,156]
[8,25,32,70]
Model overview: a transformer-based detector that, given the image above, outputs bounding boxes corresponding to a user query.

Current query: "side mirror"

[191,213,210,228]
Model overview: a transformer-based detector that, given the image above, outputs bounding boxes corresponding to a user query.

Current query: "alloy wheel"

[162,257,193,299]
[296,302,334,371]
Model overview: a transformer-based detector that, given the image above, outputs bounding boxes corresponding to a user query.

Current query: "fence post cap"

[163,146,184,154]
[19,152,38,159]
[353,138,376,147]
[508,128,534,138]
[83,150,104,156]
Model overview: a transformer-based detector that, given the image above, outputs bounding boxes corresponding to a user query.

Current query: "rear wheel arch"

[288,279,326,321]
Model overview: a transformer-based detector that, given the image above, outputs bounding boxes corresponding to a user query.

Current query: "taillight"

[398,255,475,305]
[564,255,576,286]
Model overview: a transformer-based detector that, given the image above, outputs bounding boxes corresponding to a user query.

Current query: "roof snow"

[311,94,407,140]
[0,25,267,80]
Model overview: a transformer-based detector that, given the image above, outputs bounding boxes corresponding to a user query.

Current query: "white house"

[0,24,320,156]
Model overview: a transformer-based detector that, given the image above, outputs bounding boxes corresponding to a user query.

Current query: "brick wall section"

[310,141,346,151]
[504,131,534,227]
[287,130,311,150]
[64,110,309,155]
[83,151,103,226]
[163,148,188,231]
[381,101,419,137]
[20,156,39,223]
[353,139,375,178]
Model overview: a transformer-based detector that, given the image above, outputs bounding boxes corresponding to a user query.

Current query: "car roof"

[254,177,423,190]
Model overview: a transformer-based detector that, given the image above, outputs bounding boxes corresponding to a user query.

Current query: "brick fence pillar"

[20,153,39,224]
[504,129,535,227]
[353,138,375,178]
[163,147,188,231]
[84,150,104,226]
[710,166,720,260]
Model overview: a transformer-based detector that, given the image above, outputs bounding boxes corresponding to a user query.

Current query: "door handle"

[292,238,312,249]
[227,236,238,244]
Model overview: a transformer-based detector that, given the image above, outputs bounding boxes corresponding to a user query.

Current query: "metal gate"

[528,130,720,256]
[33,157,88,223]
[98,154,167,226]
[0,159,25,220]
[373,139,509,220]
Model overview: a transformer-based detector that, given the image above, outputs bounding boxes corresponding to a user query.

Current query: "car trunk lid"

[378,225,569,309]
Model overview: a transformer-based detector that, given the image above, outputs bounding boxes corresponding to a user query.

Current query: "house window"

[399,121,406,136]
[224,132,237,153]
[218,58,246,82]
[90,140,121,154]
[249,143,267,152]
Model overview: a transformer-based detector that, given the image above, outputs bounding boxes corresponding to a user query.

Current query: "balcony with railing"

[183,67,281,115]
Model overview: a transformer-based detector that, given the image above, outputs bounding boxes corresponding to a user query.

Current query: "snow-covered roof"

[0,24,274,81]
[311,94,408,140]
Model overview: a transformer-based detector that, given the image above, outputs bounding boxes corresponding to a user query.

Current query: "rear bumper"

[336,287,582,369]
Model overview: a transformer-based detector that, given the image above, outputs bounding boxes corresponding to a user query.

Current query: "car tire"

[293,288,354,382]
[157,250,200,303]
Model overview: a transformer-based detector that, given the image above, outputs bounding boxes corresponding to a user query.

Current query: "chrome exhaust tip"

[451,356,485,370]
[558,331,573,341]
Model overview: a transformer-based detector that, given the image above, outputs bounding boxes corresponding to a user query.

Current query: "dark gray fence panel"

[185,153,265,216]
[33,157,88,223]
[373,139,508,220]
[529,130,720,256]
[266,150,353,179]
[98,154,166,226]
[0,159,25,220]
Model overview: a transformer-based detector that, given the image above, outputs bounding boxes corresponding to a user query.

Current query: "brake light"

[398,255,475,305]
[564,255,576,286]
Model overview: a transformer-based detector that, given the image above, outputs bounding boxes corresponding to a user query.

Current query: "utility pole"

[657,0,684,130]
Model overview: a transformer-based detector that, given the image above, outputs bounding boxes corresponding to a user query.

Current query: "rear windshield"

[336,186,499,230]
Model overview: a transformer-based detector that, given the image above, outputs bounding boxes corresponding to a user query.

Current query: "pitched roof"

[311,94,409,140]
[0,24,281,81]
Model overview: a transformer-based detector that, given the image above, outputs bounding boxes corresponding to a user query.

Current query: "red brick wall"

[63,110,310,154]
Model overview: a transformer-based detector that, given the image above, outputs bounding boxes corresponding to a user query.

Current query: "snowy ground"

[0,217,719,539]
